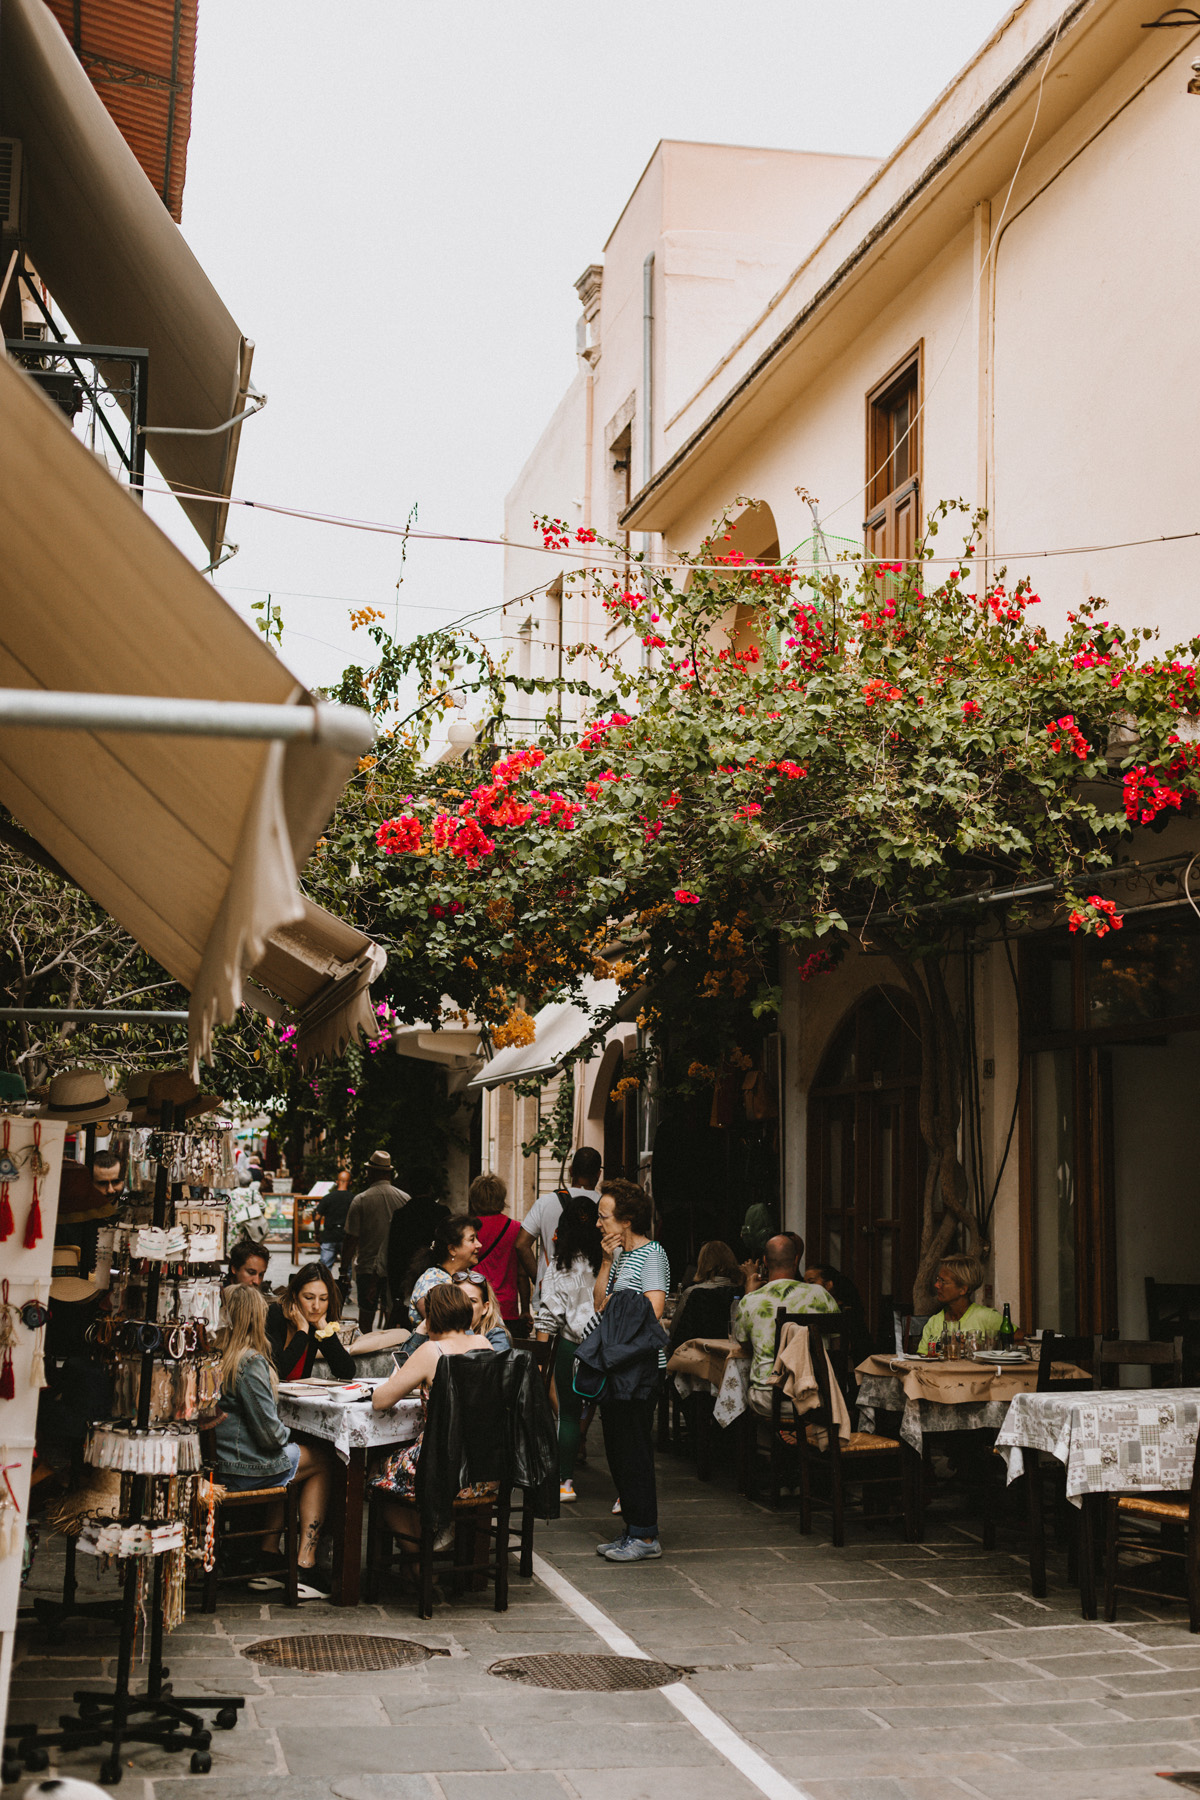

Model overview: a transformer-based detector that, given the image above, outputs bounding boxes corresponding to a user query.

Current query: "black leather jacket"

[573,1289,668,1403]
[414,1346,559,1535]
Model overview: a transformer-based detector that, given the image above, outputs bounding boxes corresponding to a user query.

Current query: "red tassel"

[23,1184,42,1250]
[0,1350,13,1401]
[0,1186,11,1242]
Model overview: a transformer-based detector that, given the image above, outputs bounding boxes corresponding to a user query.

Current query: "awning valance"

[0,0,252,561]
[469,980,620,1091]
[0,351,384,1072]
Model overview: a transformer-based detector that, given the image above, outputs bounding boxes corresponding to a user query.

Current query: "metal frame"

[0,690,375,757]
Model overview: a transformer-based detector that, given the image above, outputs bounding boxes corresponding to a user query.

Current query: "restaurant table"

[667,1338,751,1427]
[995,1388,1200,1617]
[276,1381,422,1606]
[855,1352,1083,1453]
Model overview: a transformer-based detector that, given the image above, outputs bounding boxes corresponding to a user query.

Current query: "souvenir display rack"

[5,1103,244,1784]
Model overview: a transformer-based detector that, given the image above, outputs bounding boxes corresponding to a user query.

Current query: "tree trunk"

[882,945,985,1313]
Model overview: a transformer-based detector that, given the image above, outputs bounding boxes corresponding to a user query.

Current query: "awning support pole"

[0,690,375,757]
[0,1008,188,1025]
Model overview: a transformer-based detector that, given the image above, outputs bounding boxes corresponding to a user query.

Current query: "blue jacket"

[214,1351,292,1483]
[573,1290,668,1403]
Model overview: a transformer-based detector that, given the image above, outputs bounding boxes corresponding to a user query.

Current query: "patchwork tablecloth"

[996,1388,1200,1499]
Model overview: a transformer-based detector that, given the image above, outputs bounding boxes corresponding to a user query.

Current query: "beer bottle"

[998,1302,1015,1348]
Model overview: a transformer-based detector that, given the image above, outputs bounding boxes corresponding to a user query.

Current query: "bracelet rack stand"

[5,1102,245,1785]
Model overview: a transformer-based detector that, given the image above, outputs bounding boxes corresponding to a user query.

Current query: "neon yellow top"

[918,1302,1004,1354]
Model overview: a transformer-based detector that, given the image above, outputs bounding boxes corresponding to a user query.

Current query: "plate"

[973,1350,1031,1364]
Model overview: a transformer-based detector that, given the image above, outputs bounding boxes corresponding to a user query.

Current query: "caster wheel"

[99,1759,123,1785]
[190,1751,212,1774]
[164,1736,186,1753]
[189,1730,211,1750]
[214,1709,238,1731]
[159,1666,169,1681]
[25,1747,49,1771]
[3,1756,23,1784]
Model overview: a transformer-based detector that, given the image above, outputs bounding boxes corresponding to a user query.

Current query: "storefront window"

[1086,925,1200,1028]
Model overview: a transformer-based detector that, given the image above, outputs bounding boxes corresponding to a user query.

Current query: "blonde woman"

[390,1270,510,1369]
[213,1284,334,1594]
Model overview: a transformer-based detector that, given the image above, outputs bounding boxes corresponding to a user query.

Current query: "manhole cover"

[243,1634,442,1673]
[489,1653,684,1691]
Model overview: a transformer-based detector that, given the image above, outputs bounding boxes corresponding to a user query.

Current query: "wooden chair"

[363,1479,529,1618]
[199,1473,300,1611]
[1146,1279,1200,1386]
[1093,1335,1184,1389]
[1024,1333,1096,1598]
[1103,1413,1200,1631]
[770,1315,920,1545]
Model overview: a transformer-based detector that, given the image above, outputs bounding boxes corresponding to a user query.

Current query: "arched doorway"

[807,988,923,1340]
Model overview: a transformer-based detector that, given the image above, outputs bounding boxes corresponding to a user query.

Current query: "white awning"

[0,350,384,1072]
[0,0,253,561]
[469,979,620,1090]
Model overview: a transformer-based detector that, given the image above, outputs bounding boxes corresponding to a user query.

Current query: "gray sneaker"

[602,1536,662,1562]
[596,1533,628,1556]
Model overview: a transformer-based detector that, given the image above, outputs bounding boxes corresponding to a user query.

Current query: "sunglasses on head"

[451,1271,487,1288]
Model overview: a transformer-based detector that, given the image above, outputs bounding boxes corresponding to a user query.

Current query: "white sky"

[148,0,1014,702]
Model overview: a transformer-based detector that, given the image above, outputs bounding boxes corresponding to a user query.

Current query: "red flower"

[961,700,981,720]
[674,889,701,905]
[376,815,422,855]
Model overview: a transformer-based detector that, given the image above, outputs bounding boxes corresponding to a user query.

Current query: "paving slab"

[276,1726,506,1775]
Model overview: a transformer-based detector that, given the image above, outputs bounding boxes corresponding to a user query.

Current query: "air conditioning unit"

[0,137,24,232]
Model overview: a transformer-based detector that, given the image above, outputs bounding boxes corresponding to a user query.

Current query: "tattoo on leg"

[303,1519,324,1549]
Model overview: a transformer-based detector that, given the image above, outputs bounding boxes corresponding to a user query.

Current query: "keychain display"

[85,1422,201,1474]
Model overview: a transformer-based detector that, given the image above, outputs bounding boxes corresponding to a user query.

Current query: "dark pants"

[356,1272,383,1335]
[600,1387,661,1540]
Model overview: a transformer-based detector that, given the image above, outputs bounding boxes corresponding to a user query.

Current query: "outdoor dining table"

[995,1387,1200,1617]
[276,1379,422,1606]
[667,1337,751,1427]
[855,1352,1075,1452]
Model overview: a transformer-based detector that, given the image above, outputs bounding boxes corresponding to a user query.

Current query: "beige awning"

[469,979,620,1090]
[0,0,252,562]
[0,350,385,1072]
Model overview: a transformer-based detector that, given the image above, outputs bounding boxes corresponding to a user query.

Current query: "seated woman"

[391,1272,509,1368]
[266,1263,357,1381]
[804,1261,874,1363]
[370,1281,496,1547]
[213,1285,334,1594]
[917,1254,1003,1353]
[407,1215,481,1325]
[668,1239,743,1352]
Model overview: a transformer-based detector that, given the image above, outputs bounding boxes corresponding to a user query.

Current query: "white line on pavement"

[531,1552,815,1800]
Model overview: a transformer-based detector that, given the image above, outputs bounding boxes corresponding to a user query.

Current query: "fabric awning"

[469,979,620,1090]
[0,0,252,562]
[0,350,384,1072]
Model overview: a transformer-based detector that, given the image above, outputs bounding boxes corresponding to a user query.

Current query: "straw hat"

[37,1068,126,1124]
[49,1245,99,1302]
[129,1068,221,1124]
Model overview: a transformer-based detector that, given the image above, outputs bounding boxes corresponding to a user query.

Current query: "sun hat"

[49,1244,99,1303]
[0,1071,27,1104]
[129,1069,221,1124]
[37,1069,126,1124]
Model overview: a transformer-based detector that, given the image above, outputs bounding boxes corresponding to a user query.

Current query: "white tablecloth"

[673,1355,751,1428]
[277,1390,422,1464]
[996,1388,1200,1500]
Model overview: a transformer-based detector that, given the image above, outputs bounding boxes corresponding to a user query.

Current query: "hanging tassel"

[0,1350,14,1401]
[0,1186,12,1243]
[23,1178,43,1250]
[30,1344,45,1391]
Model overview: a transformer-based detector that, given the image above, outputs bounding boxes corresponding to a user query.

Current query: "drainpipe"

[641,252,655,668]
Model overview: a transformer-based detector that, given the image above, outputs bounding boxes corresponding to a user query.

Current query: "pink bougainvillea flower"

[674,889,701,905]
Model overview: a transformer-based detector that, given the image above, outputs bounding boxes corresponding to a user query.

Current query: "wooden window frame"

[864,343,923,562]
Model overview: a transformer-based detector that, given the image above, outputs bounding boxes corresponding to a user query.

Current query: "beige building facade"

[491,0,1200,1344]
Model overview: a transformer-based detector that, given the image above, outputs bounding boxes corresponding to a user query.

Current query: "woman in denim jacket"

[215,1285,334,1594]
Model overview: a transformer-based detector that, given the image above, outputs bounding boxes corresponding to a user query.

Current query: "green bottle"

[998,1303,1015,1348]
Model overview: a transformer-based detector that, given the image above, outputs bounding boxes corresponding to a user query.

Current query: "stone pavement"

[10,1434,1200,1800]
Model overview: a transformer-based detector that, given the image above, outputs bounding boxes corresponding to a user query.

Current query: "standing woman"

[535,1193,603,1504]
[214,1285,334,1593]
[266,1263,356,1382]
[469,1174,532,1332]
[593,1178,670,1563]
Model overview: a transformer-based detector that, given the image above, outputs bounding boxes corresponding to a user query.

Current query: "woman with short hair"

[213,1285,334,1593]
[469,1172,532,1331]
[917,1254,1003,1353]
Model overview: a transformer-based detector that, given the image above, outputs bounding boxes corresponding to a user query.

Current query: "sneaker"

[596,1533,628,1556]
[294,1580,324,1602]
[602,1536,662,1563]
[297,1565,332,1595]
[559,1480,576,1502]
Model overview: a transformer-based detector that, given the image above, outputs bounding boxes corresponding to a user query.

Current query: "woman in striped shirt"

[592,1179,670,1563]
